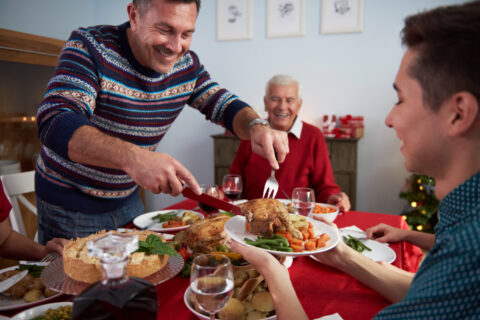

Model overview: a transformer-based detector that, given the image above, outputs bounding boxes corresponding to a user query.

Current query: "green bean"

[344,235,371,253]
[243,235,291,252]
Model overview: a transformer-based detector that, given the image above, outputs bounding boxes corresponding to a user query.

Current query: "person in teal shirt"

[230,1,480,319]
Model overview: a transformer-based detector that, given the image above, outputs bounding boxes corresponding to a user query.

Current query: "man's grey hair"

[265,74,302,99]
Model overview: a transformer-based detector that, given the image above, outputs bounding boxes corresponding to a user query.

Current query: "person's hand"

[249,125,289,170]
[327,192,351,212]
[123,148,202,196]
[310,216,351,268]
[365,223,407,243]
[44,238,69,256]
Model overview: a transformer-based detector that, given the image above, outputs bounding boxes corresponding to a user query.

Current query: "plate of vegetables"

[133,210,204,232]
[224,215,339,257]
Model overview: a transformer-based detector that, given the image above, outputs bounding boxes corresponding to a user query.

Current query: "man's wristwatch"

[248,118,270,130]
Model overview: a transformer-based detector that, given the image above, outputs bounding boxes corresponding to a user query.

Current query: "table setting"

[0,173,424,320]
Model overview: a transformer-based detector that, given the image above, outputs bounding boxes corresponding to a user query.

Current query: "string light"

[421,209,426,215]
[402,215,407,220]
[22,116,27,121]
[411,201,417,208]
[416,225,423,231]
[419,185,424,190]
[417,178,422,184]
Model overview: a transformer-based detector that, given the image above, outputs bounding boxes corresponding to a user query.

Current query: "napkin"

[314,312,344,320]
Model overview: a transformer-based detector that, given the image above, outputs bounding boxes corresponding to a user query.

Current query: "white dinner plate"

[0,265,62,311]
[10,302,72,320]
[224,215,339,257]
[311,230,396,264]
[133,209,204,232]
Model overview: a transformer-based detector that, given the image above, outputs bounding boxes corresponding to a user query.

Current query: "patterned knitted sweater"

[35,22,249,213]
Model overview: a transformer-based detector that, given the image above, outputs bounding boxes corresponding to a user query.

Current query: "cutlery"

[182,187,243,215]
[262,168,279,198]
[142,218,160,230]
[0,270,28,293]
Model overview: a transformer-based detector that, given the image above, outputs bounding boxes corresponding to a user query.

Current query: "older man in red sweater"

[230,75,351,212]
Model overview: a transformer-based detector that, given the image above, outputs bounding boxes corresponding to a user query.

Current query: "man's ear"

[448,91,479,136]
[263,96,268,112]
[127,3,139,31]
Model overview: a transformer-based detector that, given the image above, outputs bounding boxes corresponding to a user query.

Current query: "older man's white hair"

[265,74,302,99]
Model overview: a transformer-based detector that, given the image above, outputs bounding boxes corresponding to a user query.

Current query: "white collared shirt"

[288,117,303,139]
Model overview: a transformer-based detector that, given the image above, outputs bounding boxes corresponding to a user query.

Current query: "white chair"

[1,171,38,241]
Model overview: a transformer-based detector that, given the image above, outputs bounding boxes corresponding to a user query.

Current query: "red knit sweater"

[230,121,340,202]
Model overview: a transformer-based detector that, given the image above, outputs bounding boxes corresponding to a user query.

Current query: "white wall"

[0,0,464,214]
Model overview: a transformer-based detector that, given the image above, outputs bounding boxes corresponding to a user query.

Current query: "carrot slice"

[291,244,303,252]
[291,238,303,246]
[304,240,316,251]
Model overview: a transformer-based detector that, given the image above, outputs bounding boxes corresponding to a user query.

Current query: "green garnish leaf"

[18,264,45,278]
[135,234,179,257]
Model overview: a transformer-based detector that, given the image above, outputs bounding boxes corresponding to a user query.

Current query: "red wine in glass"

[224,191,241,200]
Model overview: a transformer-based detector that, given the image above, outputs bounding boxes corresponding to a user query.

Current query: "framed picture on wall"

[217,0,253,41]
[267,0,306,38]
[320,0,364,34]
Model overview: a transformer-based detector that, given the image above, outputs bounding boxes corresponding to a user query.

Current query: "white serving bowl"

[310,203,339,222]
[184,287,276,320]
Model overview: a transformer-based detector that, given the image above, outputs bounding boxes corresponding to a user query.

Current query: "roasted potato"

[218,297,245,320]
[251,292,274,313]
[23,288,42,302]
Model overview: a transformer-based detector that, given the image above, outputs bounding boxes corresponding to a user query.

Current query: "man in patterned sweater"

[231,1,480,319]
[35,0,289,243]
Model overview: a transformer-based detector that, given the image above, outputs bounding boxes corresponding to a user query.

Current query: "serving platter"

[41,256,184,295]
[224,215,339,257]
[0,265,62,311]
[184,287,277,320]
[133,209,204,232]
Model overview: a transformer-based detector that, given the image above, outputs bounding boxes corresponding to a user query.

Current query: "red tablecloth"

[1,201,423,320]
[155,200,423,320]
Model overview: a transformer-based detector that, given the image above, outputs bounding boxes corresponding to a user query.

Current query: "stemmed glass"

[222,174,243,201]
[190,254,234,320]
[198,184,222,214]
[292,187,315,217]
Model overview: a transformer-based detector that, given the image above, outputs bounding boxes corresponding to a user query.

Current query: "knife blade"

[182,187,243,216]
[0,269,28,293]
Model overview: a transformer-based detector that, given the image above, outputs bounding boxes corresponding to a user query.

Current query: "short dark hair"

[133,0,201,15]
[401,1,480,111]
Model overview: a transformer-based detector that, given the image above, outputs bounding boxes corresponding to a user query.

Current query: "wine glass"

[222,174,243,201]
[292,187,315,217]
[190,254,234,320]
[198,184,222,214]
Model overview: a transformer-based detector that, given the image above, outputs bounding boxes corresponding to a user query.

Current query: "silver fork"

[40,252,60,263]
[262,168,279,198]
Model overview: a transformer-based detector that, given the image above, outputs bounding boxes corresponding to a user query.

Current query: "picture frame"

[320,0,364,34]
[267,0,306,38]
[216,0,253,41]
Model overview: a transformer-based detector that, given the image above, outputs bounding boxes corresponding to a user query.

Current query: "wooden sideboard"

[211,134,360,210]
[0,28,64,171]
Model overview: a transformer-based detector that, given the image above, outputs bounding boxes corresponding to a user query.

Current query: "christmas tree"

[399,174,439,233]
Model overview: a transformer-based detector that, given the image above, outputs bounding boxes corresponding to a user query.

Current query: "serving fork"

[262,168,279,198]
